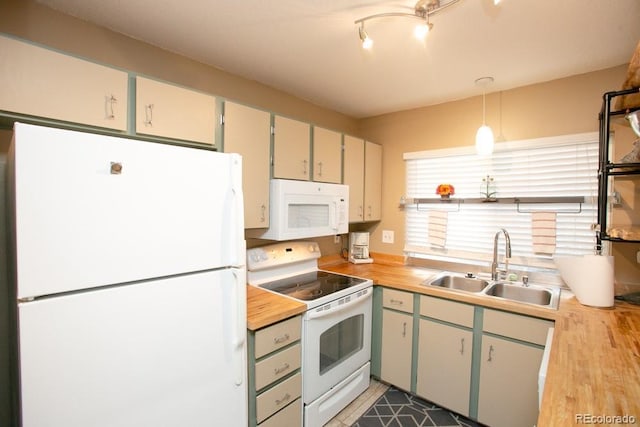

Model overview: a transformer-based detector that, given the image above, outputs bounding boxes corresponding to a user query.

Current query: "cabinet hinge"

[220,113,225,126]
[271,125,275,136]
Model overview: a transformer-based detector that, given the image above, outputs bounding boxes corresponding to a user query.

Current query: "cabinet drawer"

[255,316,301,359]
[420,296,474,328]
[382,288,414,313]
[258,397,302,427]
[483,309,553,345]
[256,372,302,423]
[255,343,301,391]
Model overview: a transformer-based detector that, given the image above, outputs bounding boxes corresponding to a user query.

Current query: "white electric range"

[247,241,372,427]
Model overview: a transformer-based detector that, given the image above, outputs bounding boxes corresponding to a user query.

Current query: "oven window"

[288,204,330,228]
[319,314,364,375]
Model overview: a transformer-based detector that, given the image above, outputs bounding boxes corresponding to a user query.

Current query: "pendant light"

[475,77,495,156]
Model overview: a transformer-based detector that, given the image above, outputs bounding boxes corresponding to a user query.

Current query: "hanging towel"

[428,210,448,248]
[532,211,557,255]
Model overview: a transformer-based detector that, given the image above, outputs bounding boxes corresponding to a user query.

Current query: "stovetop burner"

[261,271,367,301]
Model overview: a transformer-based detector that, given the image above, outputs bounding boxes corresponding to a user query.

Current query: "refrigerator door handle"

[231,269,247,386]
[230,154,246,267]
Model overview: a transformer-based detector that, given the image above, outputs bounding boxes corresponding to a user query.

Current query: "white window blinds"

[403,133,599,270]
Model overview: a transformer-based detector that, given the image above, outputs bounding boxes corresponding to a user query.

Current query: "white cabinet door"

[223,101,271,228]
[343,136,365,222]
[135,76,216,145]
[312,126,342,183]
[273,115,310,180]
[0,35,128,130]
[477,335,544,427]
[380,309,413,391]
[416,319,472,416]
[12,123,243,298]
[364,141,382,221]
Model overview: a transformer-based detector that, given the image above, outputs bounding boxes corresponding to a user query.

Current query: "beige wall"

[0,0,637,281]
[357,65,639,284]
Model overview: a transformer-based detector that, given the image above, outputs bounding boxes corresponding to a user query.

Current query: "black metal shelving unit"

[597,87,640,250]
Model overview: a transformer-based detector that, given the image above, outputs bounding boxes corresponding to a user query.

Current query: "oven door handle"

[306,290,372,320]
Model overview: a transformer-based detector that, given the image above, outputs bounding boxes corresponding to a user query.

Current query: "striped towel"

[532,211,556,255]
[428,210,448,248]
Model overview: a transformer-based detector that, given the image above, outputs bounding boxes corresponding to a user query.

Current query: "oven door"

[301,287,372,404]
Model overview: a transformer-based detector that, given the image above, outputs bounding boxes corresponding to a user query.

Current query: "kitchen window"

[403,133,599,270]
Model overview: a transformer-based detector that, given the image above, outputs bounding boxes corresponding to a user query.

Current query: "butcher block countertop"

[246,285,306,330]
[246,253,640,425]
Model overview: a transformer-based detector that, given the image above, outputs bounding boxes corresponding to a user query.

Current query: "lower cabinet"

[416,296,474,417]
[380,288,414,391]
[248,315,303,427]
[477,309,553,427]
[375,286,554,427]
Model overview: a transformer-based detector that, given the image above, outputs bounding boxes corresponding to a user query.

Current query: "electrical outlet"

[334,234,340,244]
[382,230,394,244]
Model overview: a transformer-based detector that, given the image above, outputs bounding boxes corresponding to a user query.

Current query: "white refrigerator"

[8,123,247,427]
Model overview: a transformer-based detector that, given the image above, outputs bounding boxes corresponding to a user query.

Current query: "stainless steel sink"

[484,282,560,309]
[424,273,490,293]
[421,271,561,309]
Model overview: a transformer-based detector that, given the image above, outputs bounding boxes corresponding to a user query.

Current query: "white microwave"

[256,179,349,241]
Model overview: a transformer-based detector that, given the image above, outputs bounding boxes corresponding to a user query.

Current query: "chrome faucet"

[491,228,512,280]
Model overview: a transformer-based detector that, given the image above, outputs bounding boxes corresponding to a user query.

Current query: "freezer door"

[11,123,245,298]
[18,269,247,427]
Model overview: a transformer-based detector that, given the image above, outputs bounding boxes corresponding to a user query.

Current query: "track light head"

[359,24,373,49]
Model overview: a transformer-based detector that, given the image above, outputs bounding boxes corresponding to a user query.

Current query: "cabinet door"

[416,319,472,416]
[312,127,342,183]
[0,35,128,130]
[478,335,543,427]
[364,141,382,221]
[135,76,216,145]
[380,309,412,391]
[223,102,271,228]
[273,115,310,180]
[343,136,365,222]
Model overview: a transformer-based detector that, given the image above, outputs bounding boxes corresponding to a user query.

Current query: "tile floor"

[325,378,390,427]
[325,380,481,427]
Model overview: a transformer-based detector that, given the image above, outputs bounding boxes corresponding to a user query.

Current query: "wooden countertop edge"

[246,285,306,331]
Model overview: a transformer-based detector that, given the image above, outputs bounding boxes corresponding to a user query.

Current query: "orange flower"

[436,184,455,196]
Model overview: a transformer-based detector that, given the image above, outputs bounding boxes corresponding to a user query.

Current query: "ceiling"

[37,0,640,118]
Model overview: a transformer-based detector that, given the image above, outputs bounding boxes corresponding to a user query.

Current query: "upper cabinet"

[135,76,216,145]
[344,136,382,222]
[273,115,311,181]
[0,35,128,131]
[312,127,342,184]
[223,101,271,229]
[364,141,382,221]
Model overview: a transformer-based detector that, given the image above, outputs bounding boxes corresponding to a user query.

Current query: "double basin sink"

[423,272,561,310]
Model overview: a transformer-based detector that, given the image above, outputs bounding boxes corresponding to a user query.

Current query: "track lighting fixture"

[355,0,459,48]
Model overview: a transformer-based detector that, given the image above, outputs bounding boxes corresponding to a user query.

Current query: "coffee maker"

[349,232,373,264]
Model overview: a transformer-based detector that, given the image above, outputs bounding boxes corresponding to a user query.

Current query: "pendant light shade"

[475,77,494,156]
[475,125,495,156]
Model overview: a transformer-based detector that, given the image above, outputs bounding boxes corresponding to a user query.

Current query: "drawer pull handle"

[390,299,403,305]
[275,393,291,406]
[274,363,290,376]
[273,333,290,345]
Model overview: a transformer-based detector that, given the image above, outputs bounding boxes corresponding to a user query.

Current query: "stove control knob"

[308,244,316,252]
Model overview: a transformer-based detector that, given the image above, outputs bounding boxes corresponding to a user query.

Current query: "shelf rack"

[597,87,640,247]
[400,196,585,213]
